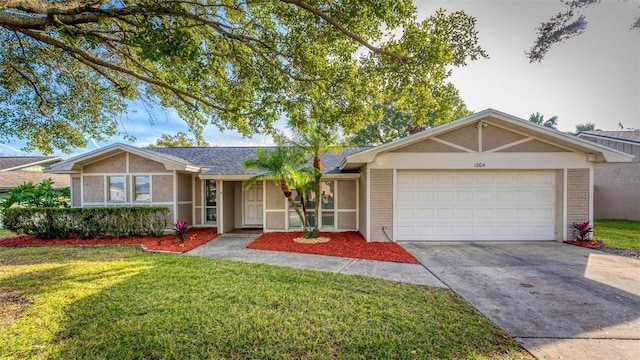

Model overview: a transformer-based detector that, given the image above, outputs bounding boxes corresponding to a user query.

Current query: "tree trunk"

[281,178,306,231]
[286,195,306,232]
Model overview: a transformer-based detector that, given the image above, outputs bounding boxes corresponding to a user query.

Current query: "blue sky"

[2,0,638,157]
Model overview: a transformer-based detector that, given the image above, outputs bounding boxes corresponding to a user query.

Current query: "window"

[205,180,217,224]
[133,176,150,202]
[107,176,125,202]
[320,181,335,229]
[287,181,336,229]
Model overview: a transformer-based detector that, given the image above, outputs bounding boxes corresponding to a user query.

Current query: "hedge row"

[3,207,169,239]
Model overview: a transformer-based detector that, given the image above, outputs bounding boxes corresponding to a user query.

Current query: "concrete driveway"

[401,241,640,360]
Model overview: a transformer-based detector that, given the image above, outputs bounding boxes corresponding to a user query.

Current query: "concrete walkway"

[184,233,446,288]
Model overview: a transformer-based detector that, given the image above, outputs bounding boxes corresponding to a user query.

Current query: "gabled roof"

[0,156,63,171]
[341,108,634,169]
[578,131,640,145]
[0,171,70,191]
[46,143,369,176]
[147,147,369,175]
[47,143,201,173]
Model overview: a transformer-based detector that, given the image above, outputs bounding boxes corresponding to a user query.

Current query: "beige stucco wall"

[71,177,81,207]
[436,125,479,151]
[482,126,526,151]
[359,166,368,240]
[84,153,126,173]
[266,212,286,230]
[497,140,570,153]
[338,212,357,230]
[593,163,640,221]
[234,182,243,229]
[129,153,170,173]
[177,173,192,202]
[337,180,356,209]
[194,179,202,207]
[369,169,393,241]
[265,181,284,209]
[177,203,192,226]
[83,176,104,203]
[391,139,464,153]
[223,181,236,232]
[194,210,202,226]
[152,175,174,202]
[566,168,590,238]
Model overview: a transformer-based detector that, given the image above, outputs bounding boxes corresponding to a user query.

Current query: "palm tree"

[529,112,559,129]
[290,123,342,237]
[242,146,315,233]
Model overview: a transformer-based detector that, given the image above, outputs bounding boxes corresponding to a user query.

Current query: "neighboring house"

[0,156,70,196]
[48,109,633,242]
[577,131,639,221]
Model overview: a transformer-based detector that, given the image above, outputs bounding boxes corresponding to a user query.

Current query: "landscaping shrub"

[4,207,168,239]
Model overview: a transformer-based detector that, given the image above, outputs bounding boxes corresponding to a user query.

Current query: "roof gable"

[47,143,200,173]
[0,156,63,171]
[341,109,634,169]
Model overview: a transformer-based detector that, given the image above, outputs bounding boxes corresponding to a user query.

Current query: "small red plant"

[572,221,593,242]
[173,220,188,243]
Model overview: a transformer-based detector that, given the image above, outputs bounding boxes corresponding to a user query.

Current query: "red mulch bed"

[0,228,218,253]
[247,231,419,264]
[564,239,604,250]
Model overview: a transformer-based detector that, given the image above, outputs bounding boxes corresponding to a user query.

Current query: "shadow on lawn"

[1,247,531,359]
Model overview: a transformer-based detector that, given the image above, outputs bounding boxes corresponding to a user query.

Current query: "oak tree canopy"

[1,0,486,154]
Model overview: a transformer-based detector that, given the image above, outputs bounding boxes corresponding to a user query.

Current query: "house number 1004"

[474,162,486,168]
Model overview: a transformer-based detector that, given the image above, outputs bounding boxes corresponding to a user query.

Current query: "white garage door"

[395,170,556,241]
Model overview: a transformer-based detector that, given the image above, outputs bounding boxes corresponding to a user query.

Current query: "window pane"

[206,208,217,223]
[321,181,335,209]
[288,211,302,228]
[206,180,216,206]
[134,176,150,201]
[321,212,335,229]
[108,176,125,202]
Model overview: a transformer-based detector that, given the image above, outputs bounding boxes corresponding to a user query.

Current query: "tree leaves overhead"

[0,0,486,154]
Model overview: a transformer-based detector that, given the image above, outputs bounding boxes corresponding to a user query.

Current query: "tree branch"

[9,63,46,113]
[279,0,410,65]
[17,27,254,115]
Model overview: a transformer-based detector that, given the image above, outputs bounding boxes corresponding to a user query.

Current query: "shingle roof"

[580,131,640,144]
[0,171,70,190]
[146,147,370,175]
[0,156,62,171]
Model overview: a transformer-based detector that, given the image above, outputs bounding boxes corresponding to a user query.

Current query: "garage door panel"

[395,170,555,241]
[457,208,473,218]
[417,191,434,201]
[416,208,434,218]
[437,208,455,219]
[477,191,494,201]
[397,191,414,202]
[457,191,474,201]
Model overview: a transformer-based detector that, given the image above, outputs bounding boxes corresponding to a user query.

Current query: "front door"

[244,182,263,227]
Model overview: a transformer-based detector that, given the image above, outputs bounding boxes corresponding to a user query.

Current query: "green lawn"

[594,219,640,251]
[0,246,531,360]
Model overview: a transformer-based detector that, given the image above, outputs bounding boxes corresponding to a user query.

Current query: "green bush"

[4,207,169,239]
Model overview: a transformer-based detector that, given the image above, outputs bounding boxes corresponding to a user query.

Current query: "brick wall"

[369,169,393,241]
[566,168,590,239]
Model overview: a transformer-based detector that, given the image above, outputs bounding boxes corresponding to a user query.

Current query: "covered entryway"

[395,170,556,241]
